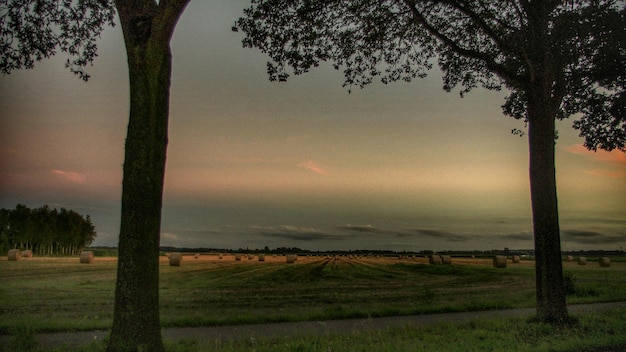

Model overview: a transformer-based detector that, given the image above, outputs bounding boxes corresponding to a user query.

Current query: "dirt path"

[3,301,623,349]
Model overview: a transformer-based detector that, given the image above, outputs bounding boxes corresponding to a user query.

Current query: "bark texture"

[108,1,189,351]
[527,98,568,323]
[524,3,568,322]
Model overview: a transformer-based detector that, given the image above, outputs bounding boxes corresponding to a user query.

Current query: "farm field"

[1,253,625,336]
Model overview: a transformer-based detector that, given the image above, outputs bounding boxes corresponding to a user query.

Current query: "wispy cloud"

[339,224,388,233]
[499,232,533,242]
[411,229,470,242]
[255,225,340,241]
[561,230,626,244]
[51,169,86,184]
[161,232,182,243]
[297,160,328,175]
[563,144,626,178]
[584,169,626,178]
[338,224,402,236]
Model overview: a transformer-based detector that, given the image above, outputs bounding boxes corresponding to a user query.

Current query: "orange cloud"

[297,161,328,175]
[563,144,626,178]
[563,144,626,166]
[51,169,86,184]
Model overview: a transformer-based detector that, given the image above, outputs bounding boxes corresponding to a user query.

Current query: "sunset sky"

[1,0,624,252]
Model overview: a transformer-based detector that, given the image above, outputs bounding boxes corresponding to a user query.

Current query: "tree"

[235,0,625,323]
[108,1,190,350]
[2,0,190,350]
[0,204,96,255]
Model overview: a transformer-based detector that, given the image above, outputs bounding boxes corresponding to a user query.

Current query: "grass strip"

[11,306,626,352]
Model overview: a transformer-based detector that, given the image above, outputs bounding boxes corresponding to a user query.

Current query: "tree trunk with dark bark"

[523,2,569,323]
[527,89,569,324]
[107,2,187,349]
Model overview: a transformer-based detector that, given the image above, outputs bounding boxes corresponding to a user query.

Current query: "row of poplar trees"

[0,204,96,256]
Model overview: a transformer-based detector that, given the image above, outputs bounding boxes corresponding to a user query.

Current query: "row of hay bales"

[565,255,611,267]
[429,254,452,265]
[6,249,95,263]
[428,254,520,268]
[7,249,32,261]
[166,253,296,266]
[233,253,266,261]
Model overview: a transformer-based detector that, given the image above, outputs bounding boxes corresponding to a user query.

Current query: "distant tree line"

[0,204,96,256]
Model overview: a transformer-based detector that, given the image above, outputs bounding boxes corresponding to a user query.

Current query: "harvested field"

[1,254,625,334]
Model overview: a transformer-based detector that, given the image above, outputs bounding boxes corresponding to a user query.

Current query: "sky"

[1,0,625,252]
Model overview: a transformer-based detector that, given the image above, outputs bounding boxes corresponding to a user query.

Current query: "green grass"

[158,308,626,352]
[15,307,626,351]
[1,256,625,336]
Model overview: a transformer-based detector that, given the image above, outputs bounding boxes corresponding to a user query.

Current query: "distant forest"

[0,204,96,256]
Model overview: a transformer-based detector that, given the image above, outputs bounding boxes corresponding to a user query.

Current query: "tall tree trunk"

[107,13,172,352]
[108,2,189,349]
[523,1,568,324]
[527,93,568,323]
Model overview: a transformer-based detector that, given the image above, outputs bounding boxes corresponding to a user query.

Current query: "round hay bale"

[194,253,200,259]
[429,254,443,265]
[441,255,452,265]
[21,250,33,258]
[218,254,223,260]
[258,253,265,262]
[166,253,171,258]
[566,255,574,262]
[169,252,183,266]
[493,255,507,268]
[286,254,297,263]
[599,257,611,267]
[577,257,587,265]
[235,254,242,261]
[7,249,21,261]
[512,255,520,263]
[80,251,94,264]
[248,254,254,260]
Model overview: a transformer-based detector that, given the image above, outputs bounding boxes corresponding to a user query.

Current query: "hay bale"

[235,254,242,261]
[429,254,443,265]
[566,255,574,262]
[218,253,223,259]
[248,254,254,260]
[441,255,452,265]
[21,249,33,258]
[258,253,265,262]
[194,253,200,259]
[169,252,183,266]
[80,251,94,264]
[286,254,297,263]
[7,249,21,261]
[577,257,587,265]
[512,255,520,263]
[599,257,611,267]
[493,255,507,268]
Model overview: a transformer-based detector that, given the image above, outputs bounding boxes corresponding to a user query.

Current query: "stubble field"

[1,253,625,335]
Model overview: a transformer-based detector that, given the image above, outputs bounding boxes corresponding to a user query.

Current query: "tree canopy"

[235,0,625,151]
[0,0,116,80]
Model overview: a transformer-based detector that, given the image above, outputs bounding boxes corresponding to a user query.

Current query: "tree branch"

[401,0,522,86]
[156,0,191,41]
